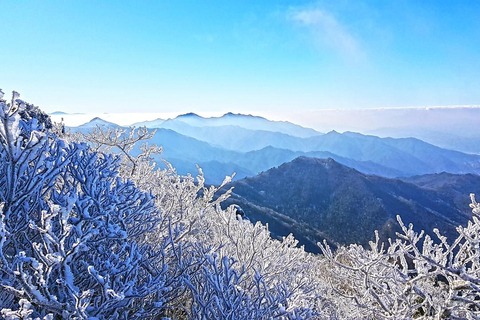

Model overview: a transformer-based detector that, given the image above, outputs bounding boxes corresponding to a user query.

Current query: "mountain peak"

[78,117,118,128]
[259,156,357,183]
[291,156,339,166]
[222,112,261,119]
[178,112,202,118]
[326,130,340,135]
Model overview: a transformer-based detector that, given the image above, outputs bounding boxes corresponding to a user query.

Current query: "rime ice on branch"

[0,91,167,318]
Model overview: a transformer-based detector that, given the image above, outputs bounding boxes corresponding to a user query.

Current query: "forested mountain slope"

[222,157,478,252]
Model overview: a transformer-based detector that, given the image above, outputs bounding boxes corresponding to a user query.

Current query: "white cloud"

[289,8,364,60]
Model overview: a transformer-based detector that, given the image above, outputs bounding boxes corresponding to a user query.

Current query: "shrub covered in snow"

[319,200,480,319]
[0,92,170,318]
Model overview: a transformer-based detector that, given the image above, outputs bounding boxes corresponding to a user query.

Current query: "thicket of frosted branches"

[1,89,479,319]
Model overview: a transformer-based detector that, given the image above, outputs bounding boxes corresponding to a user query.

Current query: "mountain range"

[133,112,321,138]
[51,106,480,153]
[70,114,480,185]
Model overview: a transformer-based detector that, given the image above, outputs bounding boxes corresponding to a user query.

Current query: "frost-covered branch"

[319,195,480,319]
[81,125,161,175]
[0,90,172,318]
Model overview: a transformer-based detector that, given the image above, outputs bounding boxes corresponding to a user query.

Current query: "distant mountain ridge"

[129,115,480,180]
[71,116,480,185]
[133,112,322,138]
[51,106,480,153]
[77,117,118,129]
[133,114,480,178]
[368,127,480,155]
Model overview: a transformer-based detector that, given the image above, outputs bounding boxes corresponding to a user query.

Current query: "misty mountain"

[368,127,480,154]
[134,129,256,182]
[145,131,403,183]
[134,117,480,178]
[70,119,402,183]
[300,131,480,176]
[133,118,165,128]
[222,157,475,253]
[236,146,404,178]
[53,106,480,154]
[133,112,322,138]
[73,118,238,164]
[77,117,119,129]
[133,115,480,177]
[159,121,310,152]
[72,117,480,186]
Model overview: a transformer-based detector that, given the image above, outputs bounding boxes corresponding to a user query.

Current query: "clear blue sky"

[1,0,479,115]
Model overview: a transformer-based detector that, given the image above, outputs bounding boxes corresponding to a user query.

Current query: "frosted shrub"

[319,196,480,319]
[186,253,313,319]
[0,92,169,318]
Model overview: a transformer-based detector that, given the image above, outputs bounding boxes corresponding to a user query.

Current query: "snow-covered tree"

[186,253,313,319]
[0,91,171,318]
[319,197,480,319]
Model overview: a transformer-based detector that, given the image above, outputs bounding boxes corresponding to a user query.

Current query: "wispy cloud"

[289,7,364,61]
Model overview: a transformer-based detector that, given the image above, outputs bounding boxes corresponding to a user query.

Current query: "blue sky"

[1,0,480,116]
